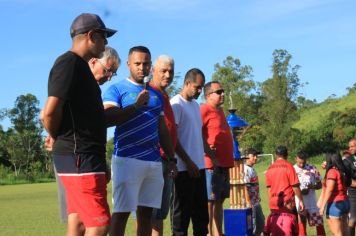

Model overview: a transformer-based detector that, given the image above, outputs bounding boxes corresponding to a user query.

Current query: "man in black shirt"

[41,13,116,236]
[44,45,121,224]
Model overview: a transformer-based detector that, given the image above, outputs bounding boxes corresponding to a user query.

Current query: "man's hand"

[135,90,149,108]
[298,199,305,212]
[319,205,325,216]
[186,160,200,178]
[166,161,178,179]
[44,135,55,151]
[207,144,220,170]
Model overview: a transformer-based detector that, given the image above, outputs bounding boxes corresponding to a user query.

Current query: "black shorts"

[348,187,356,223]
[53,152,106,174]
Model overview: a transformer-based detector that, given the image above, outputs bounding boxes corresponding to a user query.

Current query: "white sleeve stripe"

[103,101,120,107]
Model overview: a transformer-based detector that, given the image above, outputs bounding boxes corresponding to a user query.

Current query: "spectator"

[293,151,326,236]
[103,46,175,236]
[200,81,234,236]
[318,153,351,236]
[244,148,265,236]
[264,145,304,236]
[41,13,117,236]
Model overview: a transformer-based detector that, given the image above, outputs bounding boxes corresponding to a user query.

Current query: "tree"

[296,96,317,111]
[6,94,44,177]
[260,49,301,152]
[0,126,12,168]
[166,73,182,97]
[346,82,356,95]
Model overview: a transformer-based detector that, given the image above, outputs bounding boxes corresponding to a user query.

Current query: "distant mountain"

[293,92,356,130]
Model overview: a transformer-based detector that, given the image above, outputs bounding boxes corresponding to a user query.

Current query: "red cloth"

[150,85,177,159]
[265,159,300,210]
[316,224,326,236]
[200,104,234,168]
[326,168,348,203]
[264,211,298,236]
[298,222,306,236]
[60,174,110,227]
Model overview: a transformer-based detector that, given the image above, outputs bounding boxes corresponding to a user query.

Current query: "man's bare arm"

[158,116,175,161]
[41,96,64,138]
[202,135,218,168]
[292,184,304,211]
[158,117,178,178]
[175,138,200,177]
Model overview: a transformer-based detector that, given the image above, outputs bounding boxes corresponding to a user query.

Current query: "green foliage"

[293,92,356,130]
[260,49,301,153]
[1,93,48,180]
[106,137,114,161]
[296,96,317,111]
[166,73,182,97]
[346,82,356,95]
[239,125,265,152]
[297,108,356,155]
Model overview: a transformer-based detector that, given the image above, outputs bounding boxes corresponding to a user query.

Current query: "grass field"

[0,157,331,235]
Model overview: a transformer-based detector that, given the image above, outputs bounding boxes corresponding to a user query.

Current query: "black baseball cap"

[70,13,117,38]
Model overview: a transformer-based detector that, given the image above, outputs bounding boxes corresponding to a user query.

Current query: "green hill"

[293,92,356,130]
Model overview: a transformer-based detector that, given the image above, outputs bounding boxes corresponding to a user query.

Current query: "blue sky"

[1,0,355,131]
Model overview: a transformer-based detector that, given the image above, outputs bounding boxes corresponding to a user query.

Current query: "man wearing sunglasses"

[201,81,234,236]
[41,13,117,236]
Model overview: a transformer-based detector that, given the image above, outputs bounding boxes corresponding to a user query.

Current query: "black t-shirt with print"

[48,51,106,155]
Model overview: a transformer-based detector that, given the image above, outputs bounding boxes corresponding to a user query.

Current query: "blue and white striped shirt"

[103,78,164,162]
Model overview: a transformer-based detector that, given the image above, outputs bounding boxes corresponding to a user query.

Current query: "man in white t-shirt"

[294,151,326,236]
[170,68,217,236]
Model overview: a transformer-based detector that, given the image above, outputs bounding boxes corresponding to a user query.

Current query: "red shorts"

[264,211,298,236]
[59,173,110,227]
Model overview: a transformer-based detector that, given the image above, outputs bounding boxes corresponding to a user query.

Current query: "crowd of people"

[40,13,356,236]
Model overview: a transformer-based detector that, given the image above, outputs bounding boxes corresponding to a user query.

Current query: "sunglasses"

[209,89,225,95]
[94,30,108,39]
[98,60,117,77]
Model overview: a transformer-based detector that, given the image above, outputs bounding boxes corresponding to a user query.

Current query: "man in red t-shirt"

[149,55,178,236]
[264,146,304,236]
[201,81,234,236]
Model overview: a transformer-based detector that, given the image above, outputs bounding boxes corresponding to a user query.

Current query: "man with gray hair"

[89,46,121,85]
[149,55,178,236]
